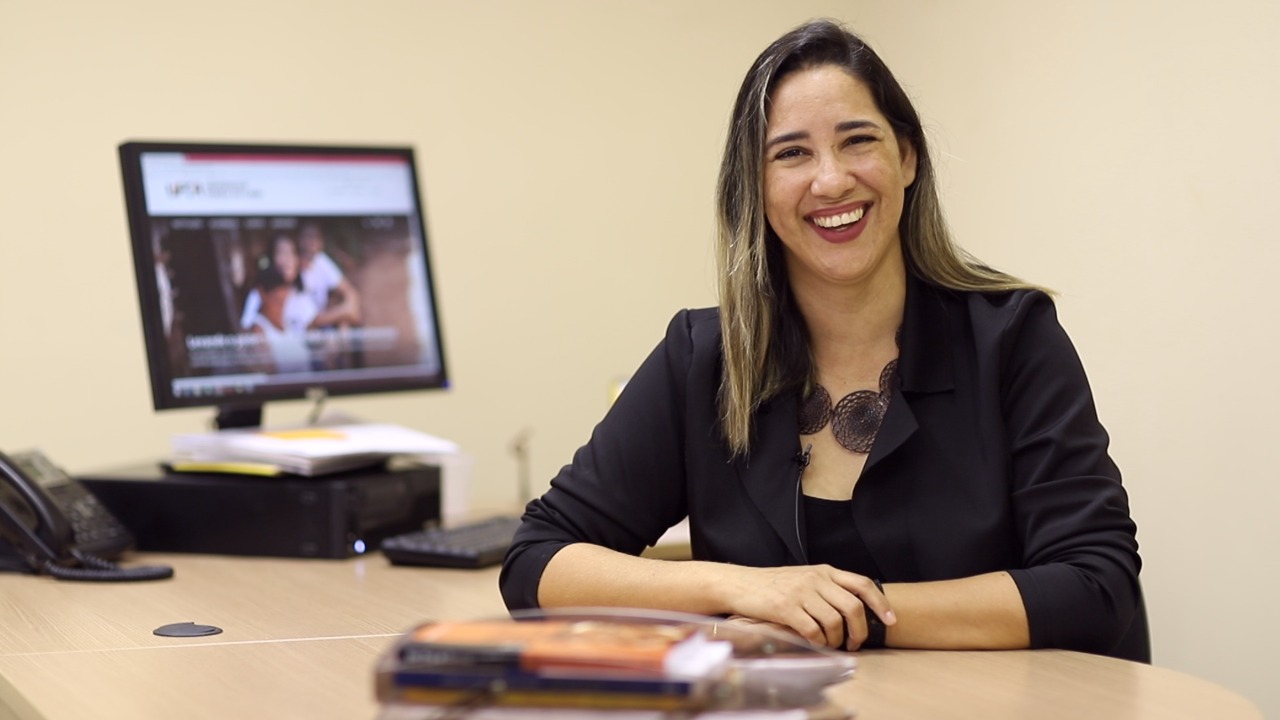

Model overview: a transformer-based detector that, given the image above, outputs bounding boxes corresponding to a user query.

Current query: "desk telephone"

[0,449,172,581]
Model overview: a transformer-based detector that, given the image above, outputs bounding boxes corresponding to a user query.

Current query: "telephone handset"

[0,449,172,581]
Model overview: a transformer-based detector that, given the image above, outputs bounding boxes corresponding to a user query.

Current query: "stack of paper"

[169,423,459,477]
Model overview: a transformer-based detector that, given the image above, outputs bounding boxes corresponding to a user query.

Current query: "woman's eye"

[844,135,875,147]
[774,147,806,161]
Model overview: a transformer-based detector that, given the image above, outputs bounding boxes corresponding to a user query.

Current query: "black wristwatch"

[862,578,886,649]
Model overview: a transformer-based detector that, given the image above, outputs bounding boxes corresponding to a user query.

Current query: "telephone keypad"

[46,483,132,548]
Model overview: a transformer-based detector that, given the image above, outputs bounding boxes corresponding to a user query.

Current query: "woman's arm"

[541,544,1030,651]
[995,292,1142,655]
[309,277,362,327]
[539,542,895,651]
[863,292,1134,654]
[881,572,1028,649]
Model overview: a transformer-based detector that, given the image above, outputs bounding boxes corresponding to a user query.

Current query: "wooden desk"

[0,554,506,654]
[0,553,1262,720]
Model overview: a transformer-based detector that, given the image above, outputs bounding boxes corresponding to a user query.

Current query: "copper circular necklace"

[798,359,899,453]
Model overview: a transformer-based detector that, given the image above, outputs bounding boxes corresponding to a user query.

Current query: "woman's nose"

[810,153,856,198]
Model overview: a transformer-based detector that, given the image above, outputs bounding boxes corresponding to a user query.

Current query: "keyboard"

[380,515,522,569]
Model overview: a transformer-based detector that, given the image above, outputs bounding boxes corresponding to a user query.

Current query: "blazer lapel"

[866,276,957,470]
[735,393,807,564]
[897,275,957,395]
[866,387,918,470]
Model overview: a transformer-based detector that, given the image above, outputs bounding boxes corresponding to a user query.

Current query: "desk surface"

[0,553,1262,720]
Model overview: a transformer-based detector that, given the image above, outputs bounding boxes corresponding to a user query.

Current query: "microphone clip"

[794,444,813,468]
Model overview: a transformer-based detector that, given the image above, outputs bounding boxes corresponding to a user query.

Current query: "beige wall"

[1,0,1275,715]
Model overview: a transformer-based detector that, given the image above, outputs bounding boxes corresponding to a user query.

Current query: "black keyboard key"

[381,516,522,569]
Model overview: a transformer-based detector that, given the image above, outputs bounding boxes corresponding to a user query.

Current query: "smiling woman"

[762,65,916,312]
[500,18,1148,665]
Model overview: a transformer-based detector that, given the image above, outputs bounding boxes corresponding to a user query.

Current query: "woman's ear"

[899,136,918,188]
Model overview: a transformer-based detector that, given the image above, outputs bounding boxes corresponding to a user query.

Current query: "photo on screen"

[154,214,440,388]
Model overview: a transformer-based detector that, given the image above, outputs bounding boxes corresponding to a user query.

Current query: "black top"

[802,495,883,579]
[500,274,1148,662]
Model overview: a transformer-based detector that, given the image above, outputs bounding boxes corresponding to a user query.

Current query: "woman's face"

[272,237,299,282]
[762,64,916,295]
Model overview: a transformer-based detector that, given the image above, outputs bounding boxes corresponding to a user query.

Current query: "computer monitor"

[118,141,448,429]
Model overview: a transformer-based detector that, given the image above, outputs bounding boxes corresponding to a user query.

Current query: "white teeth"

[813,207,865,228]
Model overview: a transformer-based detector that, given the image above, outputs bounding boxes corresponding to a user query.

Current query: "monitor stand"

[215,390,329,430]
[215,404,263,430]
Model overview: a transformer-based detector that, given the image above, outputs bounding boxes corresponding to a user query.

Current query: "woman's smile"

[808,202,870,243]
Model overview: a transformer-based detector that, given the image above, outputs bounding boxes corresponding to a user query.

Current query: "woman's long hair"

[715,19,1041,456]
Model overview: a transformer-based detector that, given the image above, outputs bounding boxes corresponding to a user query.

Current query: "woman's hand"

[719,564,895,650]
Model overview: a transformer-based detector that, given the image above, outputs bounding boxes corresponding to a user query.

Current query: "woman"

[240,233,318,335]
[248,264,311,374]
[499,19,1146,662]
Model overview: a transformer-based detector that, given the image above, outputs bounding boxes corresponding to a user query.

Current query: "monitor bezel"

[118,140,450,417]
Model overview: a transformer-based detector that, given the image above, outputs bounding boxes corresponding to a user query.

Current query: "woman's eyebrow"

[836,119,881,133]
[765,120,883,150]
[765,130,808,150]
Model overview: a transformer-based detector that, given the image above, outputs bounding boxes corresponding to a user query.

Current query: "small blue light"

[353,539,367,554]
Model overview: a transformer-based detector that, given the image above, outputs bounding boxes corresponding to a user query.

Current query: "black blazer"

[501,275,1148,661]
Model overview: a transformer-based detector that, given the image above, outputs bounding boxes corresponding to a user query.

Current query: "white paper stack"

[169,423,459,476]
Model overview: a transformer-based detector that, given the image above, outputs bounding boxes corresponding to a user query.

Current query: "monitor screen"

[119,141,448,427]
